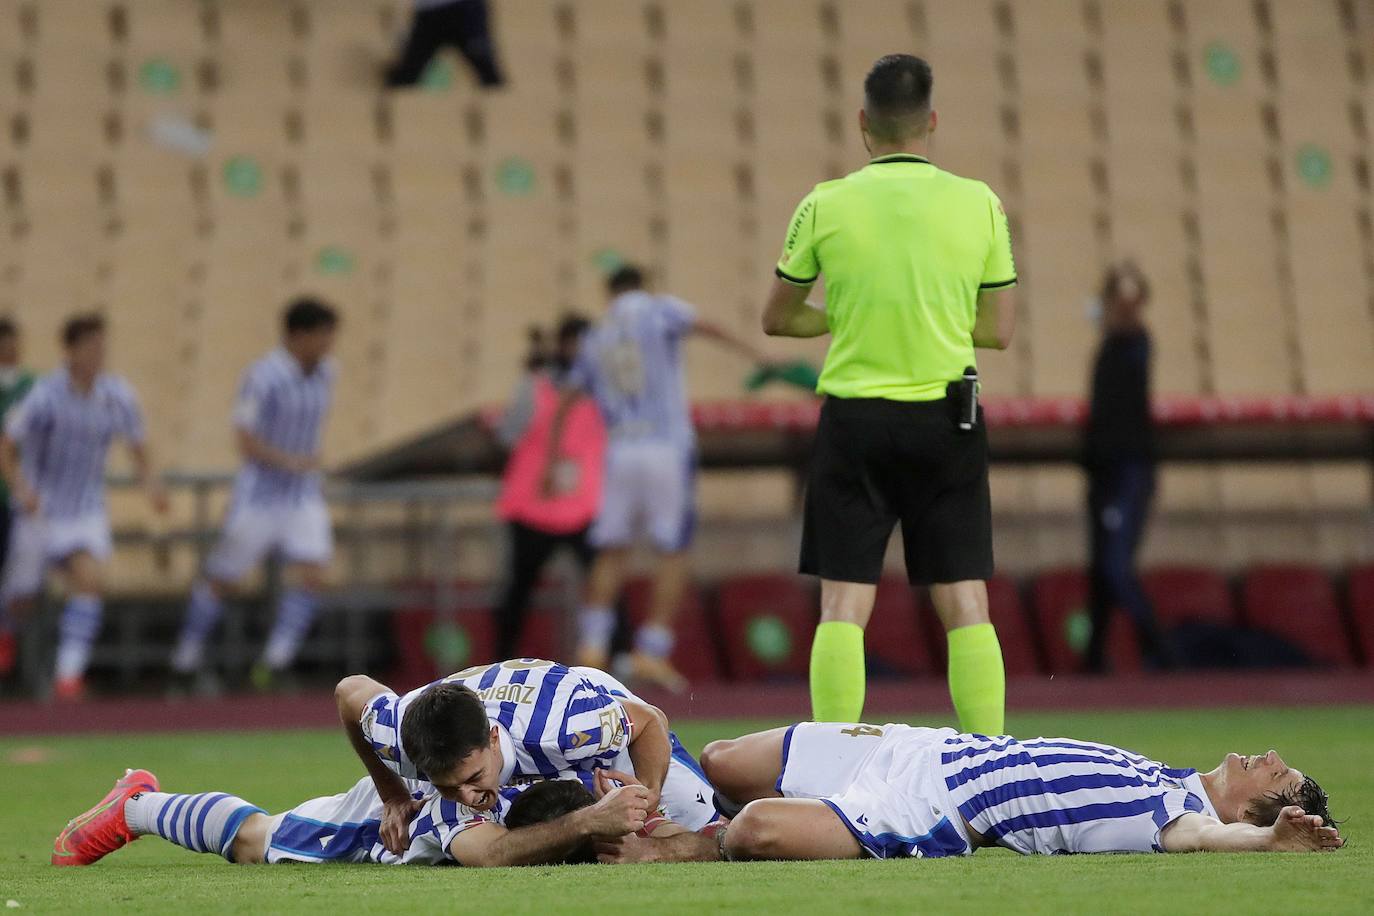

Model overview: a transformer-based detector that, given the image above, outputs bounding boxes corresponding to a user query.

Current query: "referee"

[763,54,1018,735]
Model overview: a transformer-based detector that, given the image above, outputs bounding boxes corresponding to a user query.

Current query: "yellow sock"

[809,621,865,722]
[947,622,1005,735]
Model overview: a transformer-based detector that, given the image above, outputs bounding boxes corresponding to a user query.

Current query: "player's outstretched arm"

[0,434,37,514]
[621,698,671,803]
[448,784,652,867]
[761,277,829,338]
[1160,809,1343,853]
[692,319,769,363]
[335,675,421,855]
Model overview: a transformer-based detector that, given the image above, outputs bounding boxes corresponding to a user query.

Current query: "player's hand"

[583,783,651,837]
[1269,805,1343,852]
[596,768,659,814]
[379,796,424,856]
[595,832,658,864]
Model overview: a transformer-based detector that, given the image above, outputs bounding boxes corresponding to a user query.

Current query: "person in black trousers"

[1083,262,1174,672]
[385,0,505,89]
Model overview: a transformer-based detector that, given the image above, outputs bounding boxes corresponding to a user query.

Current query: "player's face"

[1217,749,1304,802]
[293,327,336,366]
[430,727,503,811]
[67,332,106,376]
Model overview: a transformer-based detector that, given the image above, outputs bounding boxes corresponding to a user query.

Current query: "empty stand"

[1348,565,1374,667]
[1030,567,1140,673]
[867,576,932,678]
[1241,565,1354,666]
[715,574,814,679]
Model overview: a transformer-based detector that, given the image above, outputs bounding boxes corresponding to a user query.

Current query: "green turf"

[3,706,1371,914]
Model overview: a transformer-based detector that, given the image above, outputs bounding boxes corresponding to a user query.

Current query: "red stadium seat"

[1142,567,1236,627]
[1348,565,1374,666]
[388,581,560,688]
[867,577,933,677]
[986,576,1042,675]
[1030,568,1140,673]
[623,578,723,680]
[1240,566,1353,666]
[716,574,815,680]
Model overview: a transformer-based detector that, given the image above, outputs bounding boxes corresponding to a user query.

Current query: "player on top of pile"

[333,656,676,856]
[595,722,1342,863]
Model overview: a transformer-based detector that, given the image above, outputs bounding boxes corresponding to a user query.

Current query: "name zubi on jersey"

[473,681,538,704]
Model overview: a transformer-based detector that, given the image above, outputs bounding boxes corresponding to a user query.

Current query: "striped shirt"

[940,733,1217,855]
[4,367,145,520]
[230,348,334,507]
[567,291,696,446]
[360,658,630,784]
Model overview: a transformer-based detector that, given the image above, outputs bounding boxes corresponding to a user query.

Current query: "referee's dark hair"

[863,54,934,143]
[400,683,492,778]
[283,296,339,334]
[607,265,645,296]
[62,313,106,348]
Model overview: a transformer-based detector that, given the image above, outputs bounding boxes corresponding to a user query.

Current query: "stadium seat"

[986,576,1043,676]
[1348,565,1374,668]
[623,578,723,681]
[388,580,560,687]
[1240,566,1354,666]
[1142,567,1237,627]
[715,574,815,680]
[1030,568,1140,673]
[866,577,932,677]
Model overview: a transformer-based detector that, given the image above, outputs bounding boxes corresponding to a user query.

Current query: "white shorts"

[590,440,696,552]
[264,776,487,865]
[205,497,332,581]
[778,722,973,859]
[1,511,111,602]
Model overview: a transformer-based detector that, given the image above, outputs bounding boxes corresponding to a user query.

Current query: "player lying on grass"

[336,657,719,857]
[53,766,651,868]
[596,722,1343,863]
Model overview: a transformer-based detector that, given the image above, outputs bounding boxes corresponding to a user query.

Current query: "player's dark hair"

[62,313,106,348]
[607,265,645,295]
[283,297,339,334]
[1243,774,1339,834]
[556,312,590,345]
[400,683,491,778]
[0,318,16,340]
[505,780,598,865]
[863,54,934,143]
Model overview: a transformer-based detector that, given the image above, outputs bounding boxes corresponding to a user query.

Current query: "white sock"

[125,790,265,862]
[578,606,615,652]
[635,623,675,659]
[55,594,102,681]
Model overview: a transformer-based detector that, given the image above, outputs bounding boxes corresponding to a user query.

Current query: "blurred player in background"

[763,55,1016,732]
[0,318,35,678]
[554,265,765,692]
[492,314,605,660]
[170,298,338,692]
[1084,262,1174,671]
[0,314,167,699]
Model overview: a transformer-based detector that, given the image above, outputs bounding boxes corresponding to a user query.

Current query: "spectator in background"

[491,314,605,660]
[385,0,505,89]
[0,318,34,679]
[1083,262,1174,672]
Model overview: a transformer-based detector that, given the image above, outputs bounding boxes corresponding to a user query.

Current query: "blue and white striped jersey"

[360,658,631,785]
[230,348,334,506]
[941,733,1217,855]
[4,367,145,519]
[567,291,696,446]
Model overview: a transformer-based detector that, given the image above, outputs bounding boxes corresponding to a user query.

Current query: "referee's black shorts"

[799,395,993,585]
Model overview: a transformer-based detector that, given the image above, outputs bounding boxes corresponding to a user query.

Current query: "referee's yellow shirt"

[776,154,1017,402]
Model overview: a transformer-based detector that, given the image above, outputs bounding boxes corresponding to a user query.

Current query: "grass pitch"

[2,706,1371,914]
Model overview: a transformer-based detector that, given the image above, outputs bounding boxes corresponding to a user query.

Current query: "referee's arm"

[762,277,828,338]
[971,286,1017,350]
